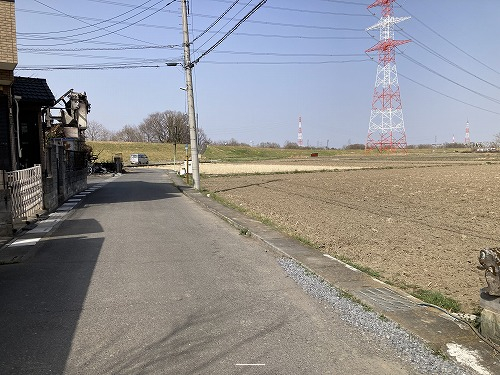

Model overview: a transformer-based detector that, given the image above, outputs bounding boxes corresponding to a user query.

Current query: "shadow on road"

[87,180,178,205]
[0,233,104,374]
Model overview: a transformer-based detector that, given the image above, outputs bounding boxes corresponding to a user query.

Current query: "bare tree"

[112,125,143,142]
[259,141,281,148]
[140,112,168,143]
[197,127,211,154]
[85,120,111,141]
[139,110,189,144]
[167,111,189,144]
[495,133,500,147]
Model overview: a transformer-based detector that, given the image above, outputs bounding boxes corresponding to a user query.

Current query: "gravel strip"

[278,257,474,375]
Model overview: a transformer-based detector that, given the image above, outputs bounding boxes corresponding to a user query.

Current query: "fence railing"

[7,165,43,219]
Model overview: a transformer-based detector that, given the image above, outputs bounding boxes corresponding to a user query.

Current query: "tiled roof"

[12,76,55,105]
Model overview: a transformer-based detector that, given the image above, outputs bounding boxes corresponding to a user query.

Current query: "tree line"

[87,112,500,152]
[86,110,210,153]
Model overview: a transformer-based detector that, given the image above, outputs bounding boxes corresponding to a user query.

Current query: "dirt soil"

[200,156,500,313]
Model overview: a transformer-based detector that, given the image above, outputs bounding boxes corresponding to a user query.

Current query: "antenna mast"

[297,116,303,147]
[465,120,470,145]
[365,0,410,152]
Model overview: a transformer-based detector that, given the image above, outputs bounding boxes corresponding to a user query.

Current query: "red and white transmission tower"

[465,120,470,144]
[297,116,303,147]
[365,0,410,152]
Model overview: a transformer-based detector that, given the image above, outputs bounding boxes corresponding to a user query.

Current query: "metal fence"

[7,165,43,219]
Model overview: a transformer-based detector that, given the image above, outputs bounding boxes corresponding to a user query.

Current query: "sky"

[14,0,500,148]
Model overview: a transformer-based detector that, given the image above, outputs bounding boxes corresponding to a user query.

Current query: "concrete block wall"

[0,171,13,237]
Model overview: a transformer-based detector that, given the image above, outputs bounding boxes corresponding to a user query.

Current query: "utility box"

[184,160,192,174]
[114,153,123,173]
[180,160,192,175]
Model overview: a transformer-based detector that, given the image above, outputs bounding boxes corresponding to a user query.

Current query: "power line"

[398,29,500,91]
[193,1,254,53]
[396,2,500,75]
[199,59,370,65]
[192,0,241,43]
[196,16,366,32]
[398,71,500,116]
[20,0,159,37]
[19,44,179,52]
[193,0,268,66]
[15,64,164,70]
[30,0,163,45]
[83,0,370,16]
[22,0,177,46]
[400,52,500,105]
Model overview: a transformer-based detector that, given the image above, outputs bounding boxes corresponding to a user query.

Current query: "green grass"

[203,145,341,161]
[387,279,462,313]
[88,141,179,163]
[88,141,343,163]
[411,288,461,313]
[87,141,500,164]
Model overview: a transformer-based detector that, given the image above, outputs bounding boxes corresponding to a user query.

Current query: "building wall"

[0,0,17,174]
[0,0,17,73]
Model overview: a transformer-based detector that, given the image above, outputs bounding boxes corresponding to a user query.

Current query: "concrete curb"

[168,171,500,374]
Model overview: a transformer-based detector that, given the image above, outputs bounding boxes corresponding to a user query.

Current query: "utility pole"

[181,0,200,189]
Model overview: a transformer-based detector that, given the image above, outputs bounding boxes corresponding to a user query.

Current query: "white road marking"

[235,364,265,366]
[28,227,53,234]
[9,238,41,247]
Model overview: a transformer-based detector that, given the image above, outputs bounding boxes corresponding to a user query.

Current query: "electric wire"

[193,0,270,65]
[29,0,166,45]
[200,59,370,65]
[16,0,500,120]
[193,0,254,54]
[399,53,500,106]
[396,1,500,75]
[192,0,241,43]
[397,71,500,116]
[365,4,500,115]
[16,8,369,45]
[83,0,370,16]
[19,45,180,52]
[395,26,500,91]
[19,0,158,37]
[206,0,370,17]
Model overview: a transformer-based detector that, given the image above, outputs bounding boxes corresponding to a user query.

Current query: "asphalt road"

[0,168,422,374]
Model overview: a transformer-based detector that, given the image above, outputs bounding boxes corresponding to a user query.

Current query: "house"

[1,0,90,237]
[11,76,55,170]
[0,0,18,236]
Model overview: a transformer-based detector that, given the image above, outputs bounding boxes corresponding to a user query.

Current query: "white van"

[130,153,149,165]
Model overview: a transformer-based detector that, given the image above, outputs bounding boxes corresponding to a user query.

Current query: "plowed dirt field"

[200,155,500,313]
